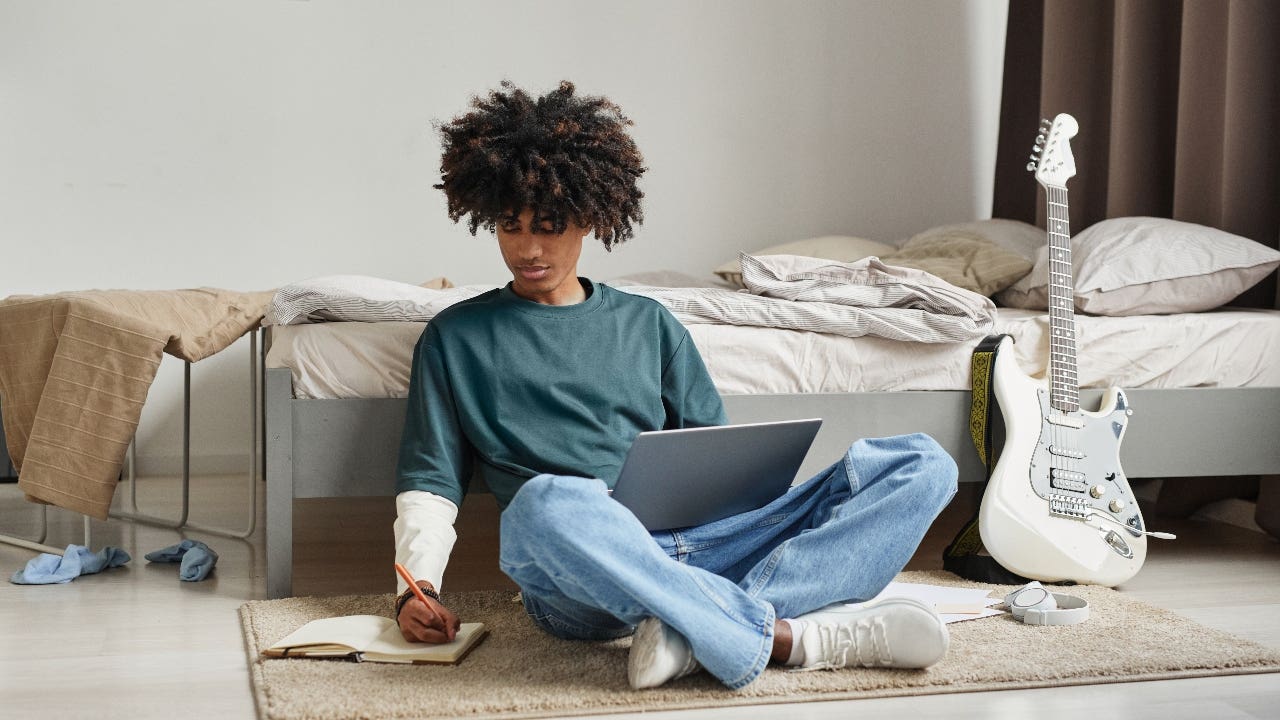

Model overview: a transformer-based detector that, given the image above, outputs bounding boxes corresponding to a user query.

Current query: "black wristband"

[395,582,441,619]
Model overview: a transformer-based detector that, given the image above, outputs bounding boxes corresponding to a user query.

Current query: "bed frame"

[263,351,1280,598]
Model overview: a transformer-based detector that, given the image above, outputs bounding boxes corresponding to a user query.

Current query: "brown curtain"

[992,0,1280,309]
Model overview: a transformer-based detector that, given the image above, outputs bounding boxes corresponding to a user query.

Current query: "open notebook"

[262,614,488,665]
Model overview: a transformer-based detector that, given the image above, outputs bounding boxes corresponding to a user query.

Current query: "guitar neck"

[1046,185,1079,413]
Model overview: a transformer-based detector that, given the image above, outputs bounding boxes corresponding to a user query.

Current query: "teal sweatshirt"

[394,279,727,509]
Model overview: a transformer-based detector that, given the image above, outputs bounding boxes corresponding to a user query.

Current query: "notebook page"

[267,614,391,652]
[363,622,486,661]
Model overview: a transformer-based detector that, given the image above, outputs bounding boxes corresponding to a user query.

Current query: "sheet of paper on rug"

[262,614,487,665]
[860,582,1005,624]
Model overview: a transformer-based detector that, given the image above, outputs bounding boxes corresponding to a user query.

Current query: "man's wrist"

[395,580,441,618]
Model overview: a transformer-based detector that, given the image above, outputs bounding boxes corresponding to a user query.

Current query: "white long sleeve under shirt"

[393,490,459,595]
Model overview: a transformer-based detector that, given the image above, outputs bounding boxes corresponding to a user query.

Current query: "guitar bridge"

[1048,493,1090,520]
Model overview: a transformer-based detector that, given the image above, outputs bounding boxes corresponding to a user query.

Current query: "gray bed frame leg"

[265,367,294,599]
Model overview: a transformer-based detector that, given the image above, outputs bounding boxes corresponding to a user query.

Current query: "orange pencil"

[394,562,433,607]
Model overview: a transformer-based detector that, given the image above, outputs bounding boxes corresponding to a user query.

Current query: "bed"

[261,218,1280,599]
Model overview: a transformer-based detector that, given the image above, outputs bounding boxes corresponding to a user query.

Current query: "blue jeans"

[498,432,957,690]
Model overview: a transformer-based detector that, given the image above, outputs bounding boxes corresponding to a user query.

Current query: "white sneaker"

[627,617,702,689]
[791,596,949,671]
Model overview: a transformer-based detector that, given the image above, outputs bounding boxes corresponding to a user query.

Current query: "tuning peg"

[1029,153,1039,162]
[1026,161,1037,171]
[1040,117,1051,126]
[1036,134,1046,144]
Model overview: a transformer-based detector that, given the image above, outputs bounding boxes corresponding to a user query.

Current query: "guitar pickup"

[1049,468,1088,492]
[1049,445,1085,459]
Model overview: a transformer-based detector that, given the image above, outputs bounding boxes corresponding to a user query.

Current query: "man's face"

[496,208,591,305]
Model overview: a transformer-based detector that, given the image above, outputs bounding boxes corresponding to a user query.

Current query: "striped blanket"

[266,256,994,344]
[0,288,273,519]
[618,254,995,343]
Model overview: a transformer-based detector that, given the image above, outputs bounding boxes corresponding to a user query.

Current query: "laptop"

[610,418,822,531]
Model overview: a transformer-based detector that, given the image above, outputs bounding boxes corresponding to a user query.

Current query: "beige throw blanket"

[0,288,273,519]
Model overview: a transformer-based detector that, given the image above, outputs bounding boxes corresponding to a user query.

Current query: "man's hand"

[396,583,461,644]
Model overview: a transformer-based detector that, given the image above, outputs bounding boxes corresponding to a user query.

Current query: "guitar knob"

[1109,499,1126,513]
[1090,484,1106,498]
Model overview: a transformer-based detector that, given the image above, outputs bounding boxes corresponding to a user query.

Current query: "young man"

[393,81,957,690]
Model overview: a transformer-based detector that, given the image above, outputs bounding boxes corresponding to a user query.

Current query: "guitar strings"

[1048,184,1074,484]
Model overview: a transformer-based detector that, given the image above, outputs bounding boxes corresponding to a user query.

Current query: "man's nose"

[515,232,543,258]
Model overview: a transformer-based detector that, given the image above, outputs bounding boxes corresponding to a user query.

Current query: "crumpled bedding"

[0,288,273,519]
[616,253,996,343]
[265,255,996,344]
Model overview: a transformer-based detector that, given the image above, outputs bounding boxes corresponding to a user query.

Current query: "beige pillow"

[997,217,1280,315]
[420,276,454,290]
[903,218,1045,263]
[880,234,1033,296]
[714,235,895,288]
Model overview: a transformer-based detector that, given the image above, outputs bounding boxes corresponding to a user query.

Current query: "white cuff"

[393,490,459,595]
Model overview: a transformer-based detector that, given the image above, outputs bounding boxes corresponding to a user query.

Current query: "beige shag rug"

[240,571,1280,720]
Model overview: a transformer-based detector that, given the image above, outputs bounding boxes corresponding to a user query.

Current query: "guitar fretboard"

[1046,185,1079,413]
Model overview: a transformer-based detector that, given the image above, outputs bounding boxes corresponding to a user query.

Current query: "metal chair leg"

[3,329,261,554]
[109,330,260,540]
[0,504,68,555]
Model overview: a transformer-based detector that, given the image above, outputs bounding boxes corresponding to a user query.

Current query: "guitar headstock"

[1026,113,1078,189]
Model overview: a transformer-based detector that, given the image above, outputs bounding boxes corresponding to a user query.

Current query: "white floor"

[1,475,1277,720]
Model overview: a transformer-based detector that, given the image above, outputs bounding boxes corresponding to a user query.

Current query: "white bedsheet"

[265,308,1280,399]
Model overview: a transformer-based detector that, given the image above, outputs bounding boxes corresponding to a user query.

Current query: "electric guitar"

[978,113,1166,587]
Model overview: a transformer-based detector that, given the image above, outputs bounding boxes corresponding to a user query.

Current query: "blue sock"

[178,543,218,582]
[145,539,218,582]
[9,545,131,585]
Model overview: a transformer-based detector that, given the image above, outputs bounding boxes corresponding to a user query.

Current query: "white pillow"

[997,217,1280,315]
[266,275,477,325]
[714,235,895,287]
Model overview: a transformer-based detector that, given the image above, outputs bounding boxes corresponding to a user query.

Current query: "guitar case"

[942,334,1033,585]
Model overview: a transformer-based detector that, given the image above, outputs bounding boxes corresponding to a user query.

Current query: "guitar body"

[979,336,1148,585]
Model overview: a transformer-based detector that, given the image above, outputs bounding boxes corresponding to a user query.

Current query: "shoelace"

[812,618,892,668]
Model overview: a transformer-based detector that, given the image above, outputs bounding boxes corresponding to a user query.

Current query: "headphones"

[1003,581,1089,626]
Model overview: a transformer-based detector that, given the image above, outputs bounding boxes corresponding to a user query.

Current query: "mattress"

[265,308,1280,399]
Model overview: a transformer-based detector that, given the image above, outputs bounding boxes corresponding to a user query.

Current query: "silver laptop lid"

[610,418,822,531]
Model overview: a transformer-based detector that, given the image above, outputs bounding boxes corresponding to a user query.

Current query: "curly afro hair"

[434,80,646,251]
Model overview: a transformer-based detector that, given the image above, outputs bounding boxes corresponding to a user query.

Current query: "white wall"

[0,0,1008,473]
